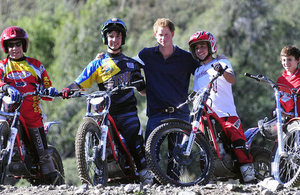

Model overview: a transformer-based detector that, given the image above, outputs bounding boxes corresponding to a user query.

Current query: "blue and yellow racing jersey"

[75,53,144,115]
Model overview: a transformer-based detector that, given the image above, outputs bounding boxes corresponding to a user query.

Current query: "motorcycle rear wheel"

[146,121,214,187]
[272,120,300,187]
[75,117,108,186]
[29,145,65,186]
[49,145,65,185]
[250,146,272,181]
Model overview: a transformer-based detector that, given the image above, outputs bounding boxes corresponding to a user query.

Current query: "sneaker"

[240,163,256,184]
[139,169,153,185]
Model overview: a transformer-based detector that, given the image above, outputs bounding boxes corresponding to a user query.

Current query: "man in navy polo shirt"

[135,18,198,140]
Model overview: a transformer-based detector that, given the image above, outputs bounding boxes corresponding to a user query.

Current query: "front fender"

[44,121,62,134]
[161,118,191,126]
[285,117,300,125]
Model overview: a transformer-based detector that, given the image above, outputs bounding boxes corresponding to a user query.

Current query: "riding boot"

[240,163,256,184]
[130,135,147,171]
[28,128,59,185]
[129,136,153,185]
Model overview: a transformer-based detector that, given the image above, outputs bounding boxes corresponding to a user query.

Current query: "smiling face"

[194,41,213,63]
[281,55,300,75]
[7,40,24,60]
[107,30,122,53]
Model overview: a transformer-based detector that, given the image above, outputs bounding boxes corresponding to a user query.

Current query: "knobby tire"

[272,120,300,187]
[146,121,214,187]
[75,117,108,186]
[250,146,272,181]
[0,122,9,184]
[49,145,65,185]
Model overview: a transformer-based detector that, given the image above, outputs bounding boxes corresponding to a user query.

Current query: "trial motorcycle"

[245,73,300,187]
[73,81,144,186]
[0,91,64,185]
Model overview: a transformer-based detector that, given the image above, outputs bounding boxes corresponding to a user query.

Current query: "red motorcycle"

[73,82,143,186]
[145,68,271,186]
[0,91,64,185]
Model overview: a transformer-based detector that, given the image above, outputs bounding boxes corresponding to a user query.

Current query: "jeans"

[145,111,189,141]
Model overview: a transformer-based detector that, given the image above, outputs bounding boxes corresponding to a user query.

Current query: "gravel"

[1,178,300,195]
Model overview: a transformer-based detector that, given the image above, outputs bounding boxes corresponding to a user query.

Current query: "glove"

[61,88,71,99]
[6,85,21,102]
[212,62,225,75]
[43,87,58,97]
[94,52,105,60]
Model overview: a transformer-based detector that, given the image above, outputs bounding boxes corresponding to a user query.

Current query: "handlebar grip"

[244,72,260,81]
[244,73,251,77]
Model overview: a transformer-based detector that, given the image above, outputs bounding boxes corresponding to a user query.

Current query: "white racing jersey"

[193,58,238,117]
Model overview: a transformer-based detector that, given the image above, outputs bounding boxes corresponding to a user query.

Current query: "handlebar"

[244,73,278,89]
[244,72,300,96]
[65,80,144,99]
[177,65,228,109]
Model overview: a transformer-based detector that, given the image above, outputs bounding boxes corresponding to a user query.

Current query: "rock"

[261,188,275,195]
[178,191,196,195]
[124,184,135,193]
[258,178,283,192]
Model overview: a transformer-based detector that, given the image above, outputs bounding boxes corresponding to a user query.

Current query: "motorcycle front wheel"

[0,121,10,184]
[272,120,300,187]
[146,121,214,187]
[75,117,108,186]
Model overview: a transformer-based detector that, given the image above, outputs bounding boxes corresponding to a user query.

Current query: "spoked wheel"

[250,146,272,181]
[75,117,108,186]
[146,121,214,187]
[272,120,300,187]
[0,122,10,184]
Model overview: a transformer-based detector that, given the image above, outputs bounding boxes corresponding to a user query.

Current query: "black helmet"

[101,18,127,45]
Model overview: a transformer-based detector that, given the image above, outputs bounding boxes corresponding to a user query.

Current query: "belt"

[160,106,176,113]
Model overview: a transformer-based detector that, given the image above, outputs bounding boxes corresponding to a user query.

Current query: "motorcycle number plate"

[90,97,104,105]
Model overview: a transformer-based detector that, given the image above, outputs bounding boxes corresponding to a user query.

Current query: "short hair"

[153,18,175,34]
[281,46,300,60]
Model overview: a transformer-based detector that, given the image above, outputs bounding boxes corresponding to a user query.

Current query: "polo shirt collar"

[154,44,178,56]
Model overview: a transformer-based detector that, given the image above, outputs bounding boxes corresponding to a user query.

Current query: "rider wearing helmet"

[61,18,153,185]
[188,31,256,184]
[0,26,60,184]
[101,18,127,46]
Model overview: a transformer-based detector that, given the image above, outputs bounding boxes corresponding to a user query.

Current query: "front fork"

[6,127,18,165]
[275,90,286,157]
[183,121,199,156]
[99,125,108,161]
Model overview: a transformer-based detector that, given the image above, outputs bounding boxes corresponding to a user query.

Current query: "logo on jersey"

[102,63,116,76]
[195,69,208,79]
[7,71,31,80]
[126,62,134,69]
[99,59,121,82]
[233,119,241,130]
[16,82,27,87]
[111,72,131,86]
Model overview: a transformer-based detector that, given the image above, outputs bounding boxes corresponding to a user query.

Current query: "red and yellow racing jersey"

[0,57,53,128]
